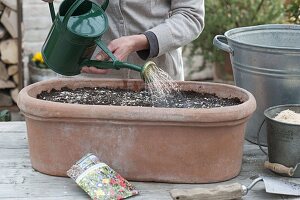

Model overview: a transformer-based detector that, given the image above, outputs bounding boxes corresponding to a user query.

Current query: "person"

[42,0,205,80]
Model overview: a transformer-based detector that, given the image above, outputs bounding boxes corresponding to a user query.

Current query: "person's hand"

[81,53,111,74]
[97,34,149,61]
[42,0,54,2]
[80,66,110,74]
[81,34,149,74]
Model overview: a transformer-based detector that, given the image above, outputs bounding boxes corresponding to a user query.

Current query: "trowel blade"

[263,176,300,196]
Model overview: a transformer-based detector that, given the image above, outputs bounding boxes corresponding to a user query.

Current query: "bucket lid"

[59,0,108,38]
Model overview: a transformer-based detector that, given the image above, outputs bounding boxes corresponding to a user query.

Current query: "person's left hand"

[81,34,149,74]
[80,66,110,74]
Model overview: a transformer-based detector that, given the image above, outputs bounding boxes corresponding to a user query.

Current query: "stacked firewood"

[0,0,19,107]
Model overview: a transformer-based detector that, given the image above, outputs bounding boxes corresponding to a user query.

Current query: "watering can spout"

[80,60,143,72]
[115,61,158,81]
[81,38,149,79]
[81,60,156,81]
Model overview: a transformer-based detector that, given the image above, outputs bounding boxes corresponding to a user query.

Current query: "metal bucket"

[213,24,300,145]
[264,104,300,177]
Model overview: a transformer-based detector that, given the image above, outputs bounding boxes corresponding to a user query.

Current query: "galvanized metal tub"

[264,104,300,177]
[213,24,300,145]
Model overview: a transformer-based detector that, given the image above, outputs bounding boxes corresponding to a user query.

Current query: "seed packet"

[67,153,139,200]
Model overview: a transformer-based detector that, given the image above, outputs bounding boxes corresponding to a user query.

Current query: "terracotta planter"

[17,78,256,183]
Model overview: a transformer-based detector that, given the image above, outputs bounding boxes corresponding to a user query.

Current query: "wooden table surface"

[0,121,299,200]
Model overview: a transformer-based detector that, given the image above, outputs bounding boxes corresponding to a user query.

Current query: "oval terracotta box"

[17,78,256,183]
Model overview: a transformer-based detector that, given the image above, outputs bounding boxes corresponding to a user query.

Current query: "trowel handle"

[264,161,294,176]
[170,183,244,200]
[48,3,56,22]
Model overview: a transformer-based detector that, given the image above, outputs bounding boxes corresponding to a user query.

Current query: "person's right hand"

[81,34,148,74]
[42,0,54,2]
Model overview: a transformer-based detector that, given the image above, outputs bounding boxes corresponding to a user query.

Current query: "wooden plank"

[0,132,28,149]
[0,122,27,149]
[0,183,89,199]
[0,122,299,200]
[0,121,27,132]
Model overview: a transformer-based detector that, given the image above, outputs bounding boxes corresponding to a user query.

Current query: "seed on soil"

[37,87,242,109]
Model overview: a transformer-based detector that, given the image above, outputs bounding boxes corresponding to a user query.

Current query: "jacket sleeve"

[148,0,205,57]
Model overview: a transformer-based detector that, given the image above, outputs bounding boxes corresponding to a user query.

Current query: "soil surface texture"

[37,87,242,108]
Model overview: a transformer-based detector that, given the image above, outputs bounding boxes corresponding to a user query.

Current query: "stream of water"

[142,63,182,107]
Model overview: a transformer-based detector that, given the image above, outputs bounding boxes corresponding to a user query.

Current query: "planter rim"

[18,78,256,123]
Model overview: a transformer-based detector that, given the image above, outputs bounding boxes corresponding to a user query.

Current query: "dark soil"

[37,87,242,108]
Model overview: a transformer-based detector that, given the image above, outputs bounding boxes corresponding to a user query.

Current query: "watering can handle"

[95,39,117,62]
[62,0,85,30]
[81,38,143,72]
[81,40,143,73]
[62,0,109,31]
[213,35,234,54]
[48,3,56,22]
[101,0,109,11]
[94,39,143,72]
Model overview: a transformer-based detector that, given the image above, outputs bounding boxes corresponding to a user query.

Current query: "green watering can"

[42,0,151,79]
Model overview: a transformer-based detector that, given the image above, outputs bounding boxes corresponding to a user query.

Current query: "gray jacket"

[94,0,205,80]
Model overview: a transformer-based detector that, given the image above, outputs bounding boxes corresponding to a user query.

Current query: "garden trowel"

[170,176,300,200]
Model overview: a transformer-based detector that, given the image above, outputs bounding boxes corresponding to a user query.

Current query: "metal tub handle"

[213,35,234,54]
